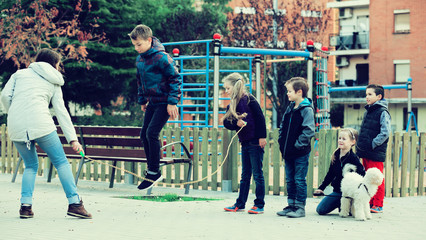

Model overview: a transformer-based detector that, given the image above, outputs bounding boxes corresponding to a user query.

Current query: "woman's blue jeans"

[316,191,342,215]
[13,131,80,205]
[235,140,265,209]
[285,153,310,205]
[140,104,170,173]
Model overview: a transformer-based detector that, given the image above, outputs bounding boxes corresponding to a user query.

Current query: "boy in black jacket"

[277,77,315,218]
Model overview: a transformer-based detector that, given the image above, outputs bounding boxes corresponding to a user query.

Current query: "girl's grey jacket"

[1,62,78,143]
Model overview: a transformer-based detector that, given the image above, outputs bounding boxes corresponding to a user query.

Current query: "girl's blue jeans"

[235,140,265,209]
[316,191,342,215]
[13,131,80,205]
[285,153,310,205]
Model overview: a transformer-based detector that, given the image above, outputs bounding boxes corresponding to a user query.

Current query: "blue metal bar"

[329,84,407,92]
[177,104,207,108]
[181,88,207,92]
[180,72,207,76]
[168,120,205,123]
[220,46,310,57]
[176,55,254,60]
[163,39,213,46]
[174,56,208,60]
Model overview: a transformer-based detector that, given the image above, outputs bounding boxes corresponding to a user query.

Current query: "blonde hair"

[222,73,248,122]
[331,128,358,163]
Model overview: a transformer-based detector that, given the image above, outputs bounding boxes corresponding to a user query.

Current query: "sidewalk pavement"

[0,173,425,240]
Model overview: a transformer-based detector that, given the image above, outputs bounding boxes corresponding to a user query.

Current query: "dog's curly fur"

[340,164,384,221]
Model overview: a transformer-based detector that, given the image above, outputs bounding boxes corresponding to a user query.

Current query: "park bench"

[11,126,193,194]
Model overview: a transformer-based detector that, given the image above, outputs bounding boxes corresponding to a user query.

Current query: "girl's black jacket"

[318,149,365,193]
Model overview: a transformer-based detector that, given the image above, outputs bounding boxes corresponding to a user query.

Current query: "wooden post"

[392,132,401,197]
[192,128,199,190]
[263,131,270,194]
[401,132,409,197]
[419,133,425,196]
[221,129,232,192]
[211,128,218,191]
[272,129,281,195]
[385,132,393,197]
[201,128,209,190]
[409,132,417,196]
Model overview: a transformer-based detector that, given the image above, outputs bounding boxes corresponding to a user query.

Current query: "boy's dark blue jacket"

[278,98,315,160]
[223,94,266,143]
[135,37,181,105]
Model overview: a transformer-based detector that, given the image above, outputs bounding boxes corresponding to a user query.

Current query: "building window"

[234,7,256,15]
[394,60,410,83]
[394,9,410,33]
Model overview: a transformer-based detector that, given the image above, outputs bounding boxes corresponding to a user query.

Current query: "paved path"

[0,174,425,240]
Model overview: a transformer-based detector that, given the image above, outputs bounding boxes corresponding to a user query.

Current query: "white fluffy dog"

[340,164,384,221]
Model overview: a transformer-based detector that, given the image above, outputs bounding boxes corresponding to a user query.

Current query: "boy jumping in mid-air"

[128,24,181,190]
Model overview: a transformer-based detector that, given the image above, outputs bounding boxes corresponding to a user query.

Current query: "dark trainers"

[137,171,163,190]
[248,206,264,214]
[19,205,34,219]
[67,200,92,219]
[276,205,294,216]
[286,206,305,218]
[224,204,245,212]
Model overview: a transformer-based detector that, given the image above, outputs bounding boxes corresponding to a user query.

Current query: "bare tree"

[225,0,332,127]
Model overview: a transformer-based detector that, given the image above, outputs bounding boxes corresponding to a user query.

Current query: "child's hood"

[28,62,64,86]
[142,37,165,57]
[299,97,313,109]
[285,98,314,114]
[368,98,388,110]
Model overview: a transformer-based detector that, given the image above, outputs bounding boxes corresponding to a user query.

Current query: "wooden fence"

[1,124,424,197]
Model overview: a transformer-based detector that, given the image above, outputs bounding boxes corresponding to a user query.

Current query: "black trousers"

[140,104,170,173]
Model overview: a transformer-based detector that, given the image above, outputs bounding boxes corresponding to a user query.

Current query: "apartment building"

[327,0,426,132]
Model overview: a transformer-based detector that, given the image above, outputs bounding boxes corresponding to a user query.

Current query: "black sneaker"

[19,205,34,219]
[137,171,163,190]
[67,200,92,219]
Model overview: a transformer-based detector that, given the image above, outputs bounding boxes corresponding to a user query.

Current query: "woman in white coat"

[1,49,92,219]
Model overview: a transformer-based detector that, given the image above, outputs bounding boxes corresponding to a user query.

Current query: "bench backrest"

[37,126,147,160]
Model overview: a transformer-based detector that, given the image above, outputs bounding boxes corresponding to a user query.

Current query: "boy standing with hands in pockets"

[277,77,315,218]
[128,24,181,190]
[356,84,390,213]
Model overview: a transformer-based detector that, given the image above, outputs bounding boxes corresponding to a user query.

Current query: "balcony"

[329,32,369,56]
[327,0,370,9]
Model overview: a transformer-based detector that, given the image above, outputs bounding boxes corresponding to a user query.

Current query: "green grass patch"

[117,193,222,202]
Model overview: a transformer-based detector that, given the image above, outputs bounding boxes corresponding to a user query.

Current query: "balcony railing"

[330,32,369,50]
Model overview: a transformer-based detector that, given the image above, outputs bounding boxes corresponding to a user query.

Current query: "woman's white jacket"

[0,62,78,143]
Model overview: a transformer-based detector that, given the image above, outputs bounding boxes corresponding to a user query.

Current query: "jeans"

[316,191,342,215]
[285,153,310,205]
[140,104,170,173]
[235,140,265,209]
[13,131,80,205]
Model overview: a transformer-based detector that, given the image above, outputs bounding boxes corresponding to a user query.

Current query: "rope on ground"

[80,125,245,186]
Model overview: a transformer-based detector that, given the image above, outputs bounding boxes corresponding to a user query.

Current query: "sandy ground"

[0,173,425,240]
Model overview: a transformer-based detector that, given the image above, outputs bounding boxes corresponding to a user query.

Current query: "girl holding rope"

[222,73,267,214]
[1,49,92,219]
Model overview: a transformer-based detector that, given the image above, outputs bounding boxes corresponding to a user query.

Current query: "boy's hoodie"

[356,99,391,162]
[278,98,315,160]
[135,37,181,106]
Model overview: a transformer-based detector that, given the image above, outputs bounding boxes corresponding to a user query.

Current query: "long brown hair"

[35,49,61,69]
[222,73,248,122]
[331,128,358,163]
